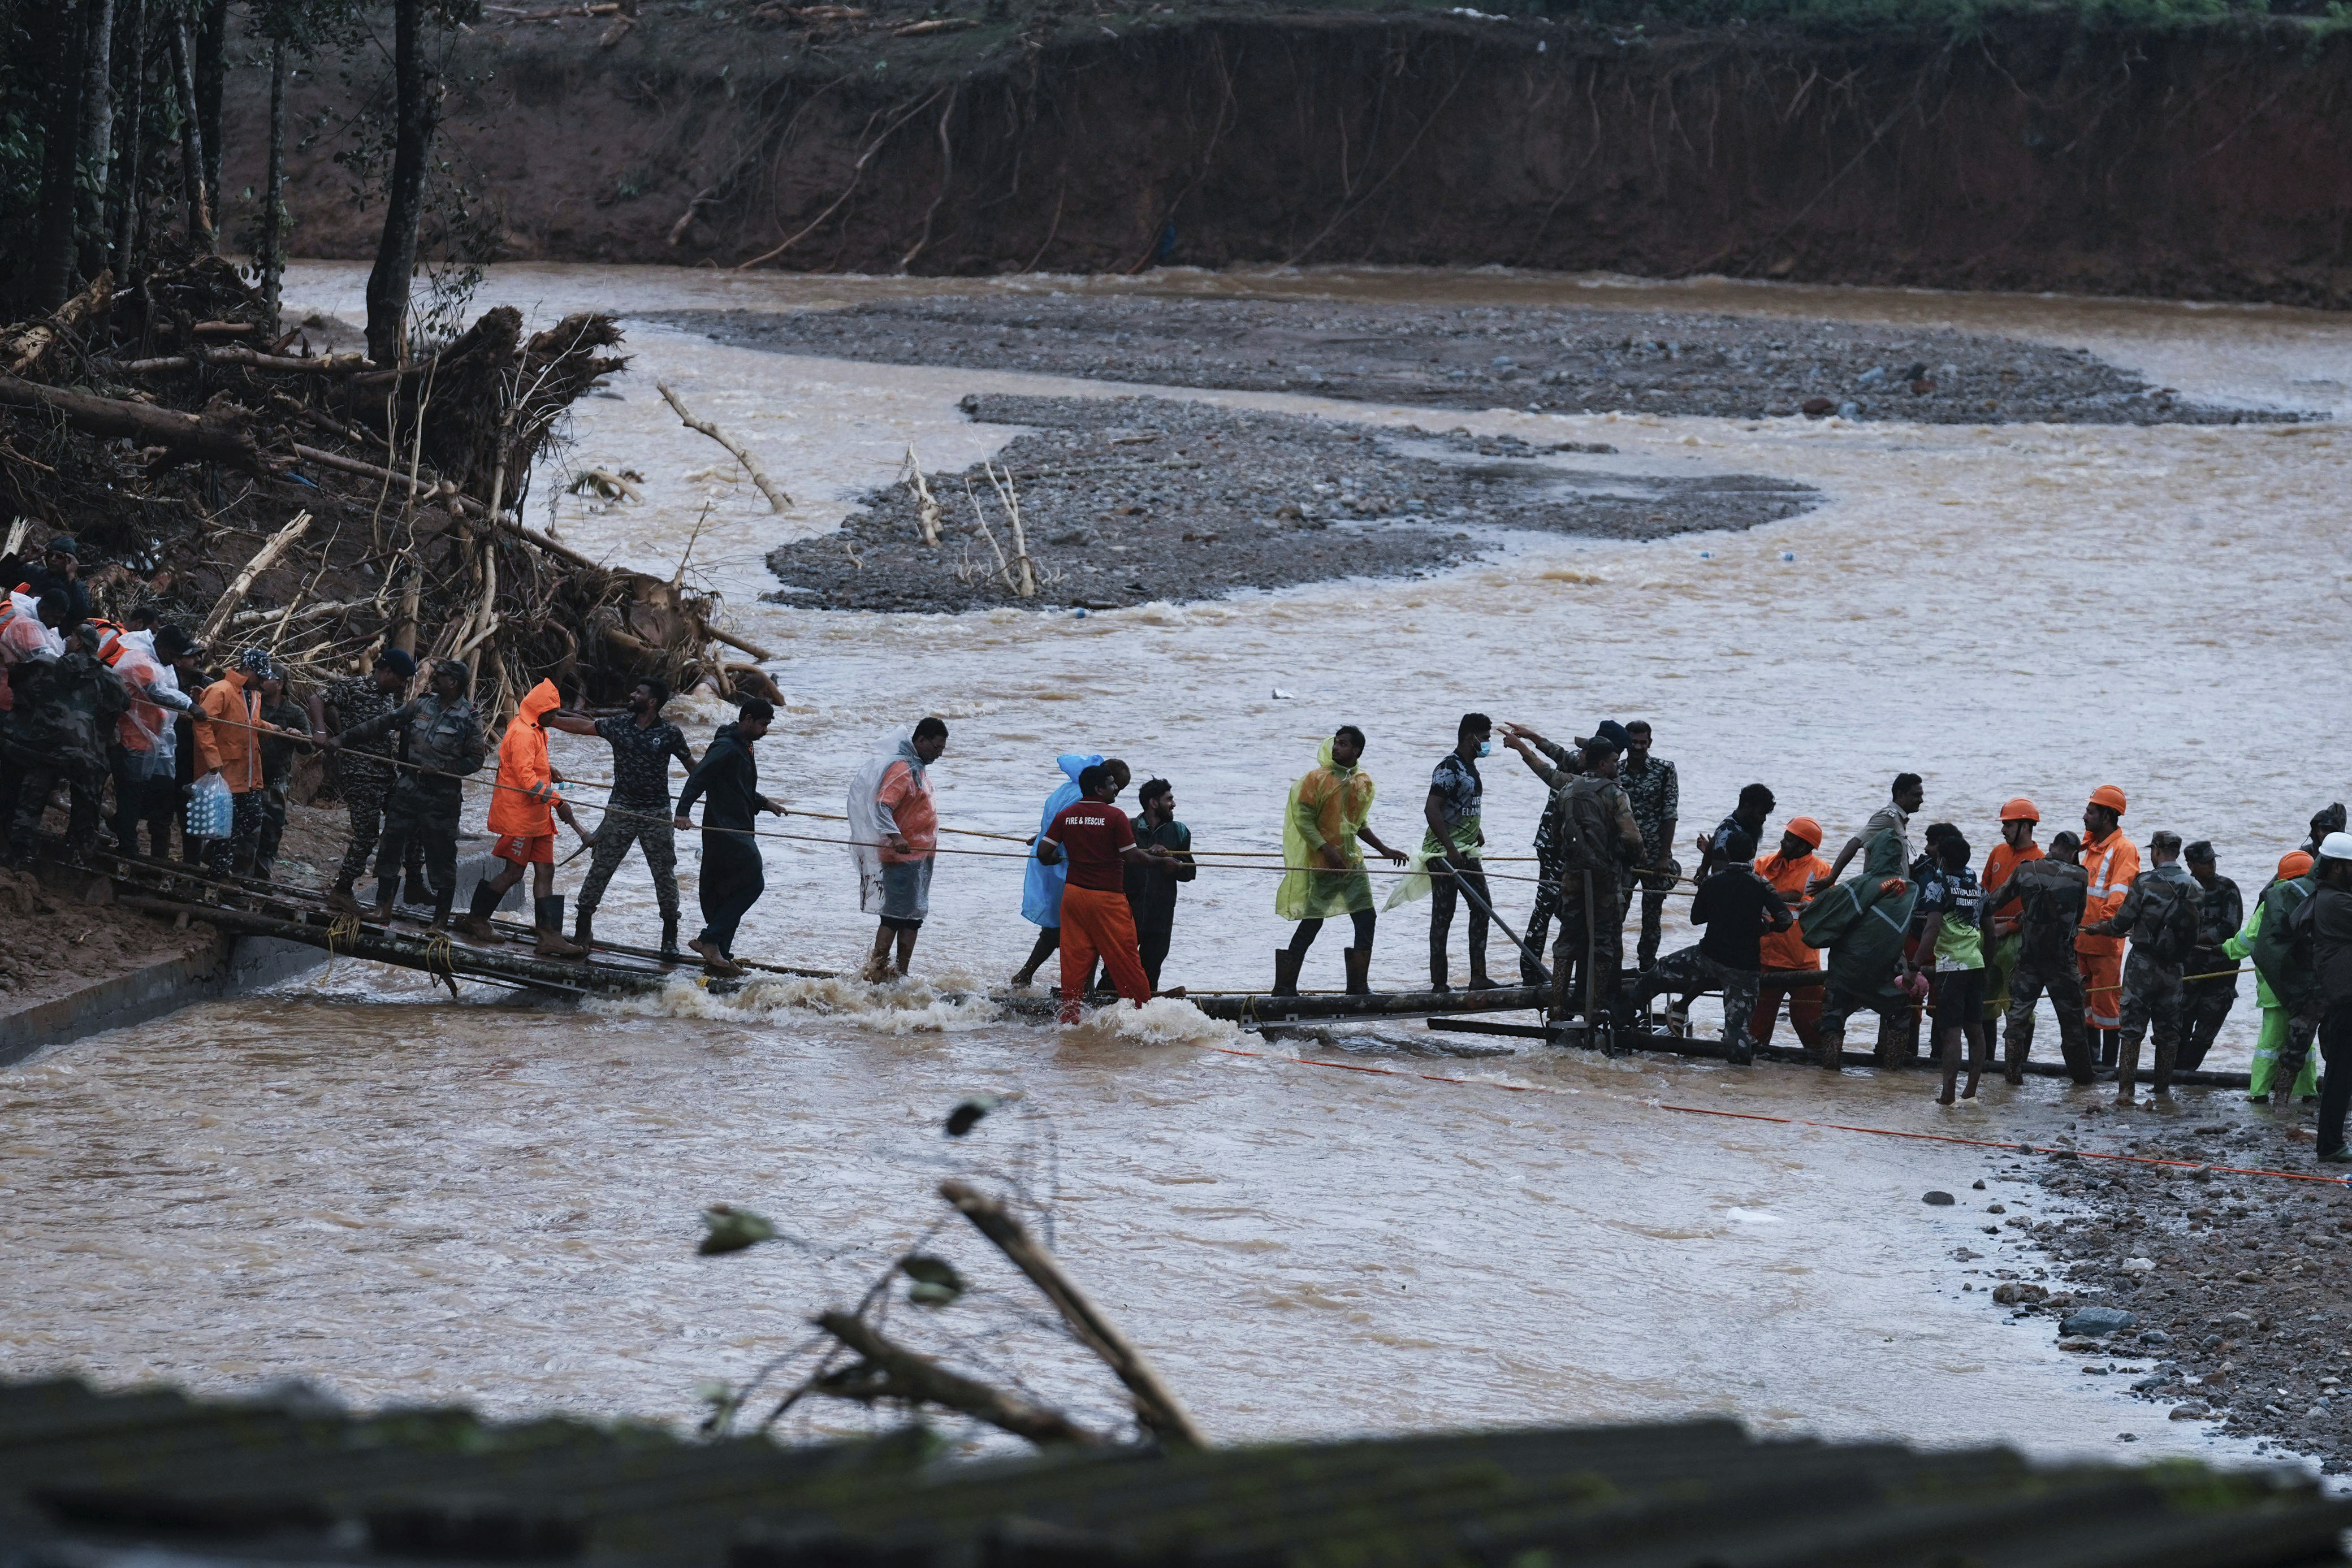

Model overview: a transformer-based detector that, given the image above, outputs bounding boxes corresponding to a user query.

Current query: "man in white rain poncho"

[1010,751,1130,989]
[849,717,949,982]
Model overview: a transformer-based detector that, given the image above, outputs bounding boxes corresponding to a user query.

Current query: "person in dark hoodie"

[672,699,787,976]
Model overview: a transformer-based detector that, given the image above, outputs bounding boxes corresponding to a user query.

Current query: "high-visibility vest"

[87,618,132,666]
[2075,828,2140,958]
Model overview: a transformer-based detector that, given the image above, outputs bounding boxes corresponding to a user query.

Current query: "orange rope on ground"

[1189,1042,2352,1188]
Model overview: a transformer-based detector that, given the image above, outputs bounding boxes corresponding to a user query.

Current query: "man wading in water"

[544,679,697,958]
[1035,764,1180,1024]
[673,699,787,977]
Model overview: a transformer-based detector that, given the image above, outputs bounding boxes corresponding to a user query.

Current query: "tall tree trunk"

[110,0,148,274]
[365,0,434,366]
[32,0,89,309]
[194,0,225,206]
[167,18,212,250]
[263,38,287,332]
[74,0,116,283]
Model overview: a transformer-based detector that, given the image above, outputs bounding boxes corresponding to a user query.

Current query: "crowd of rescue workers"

[4,535,2350,1157]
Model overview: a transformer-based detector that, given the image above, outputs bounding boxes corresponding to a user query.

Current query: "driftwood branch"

[812,1310,1109,1449]
[3,271,114,375]
[0,374,265,473]
[106,346,375,376]
[658,382,792,512]
[694,616,776,662]
[288,443,603,573]
[196,510,314,646]
[939,1179,1205,1448]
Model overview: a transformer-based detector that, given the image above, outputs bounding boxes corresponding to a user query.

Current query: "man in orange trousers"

[1035,763,1182,1024]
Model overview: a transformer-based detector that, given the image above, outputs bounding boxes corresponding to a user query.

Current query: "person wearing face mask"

[1404,712,1496,992]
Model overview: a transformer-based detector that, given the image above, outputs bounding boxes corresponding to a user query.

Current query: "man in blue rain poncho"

[1011,752,1130,989]
[1798,821,1919,1073]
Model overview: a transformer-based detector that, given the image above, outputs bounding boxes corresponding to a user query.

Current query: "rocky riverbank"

[655,297,2306,426]
[761,392,1818,613]
[1960,1104,2352,1472]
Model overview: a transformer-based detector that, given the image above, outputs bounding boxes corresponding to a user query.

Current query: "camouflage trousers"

[1547,873,1624,1021]
[202,790,265,879]
[576,809,681,924]
[2115,948,2187,1095]
[2003,950,2094,1084]
[2178,972,2239,1073]
[1631,946,1761,1062]
[335,772,393,889]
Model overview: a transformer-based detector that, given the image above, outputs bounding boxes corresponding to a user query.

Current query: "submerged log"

[1183,984,1546,1023]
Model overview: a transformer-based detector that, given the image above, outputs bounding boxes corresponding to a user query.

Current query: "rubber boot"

[573,905,595,949]
[457,881,504,941]
[534,895,586,959]
[1272,948,1303,998]
[404,870,432,907]
[371,875,399,926]
[1343,947,1371,996]
[660,917,680,961]
[327,876,362,916]
[430,891,454,932]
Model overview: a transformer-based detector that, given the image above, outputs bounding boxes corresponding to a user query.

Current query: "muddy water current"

[6,265,2351,1466]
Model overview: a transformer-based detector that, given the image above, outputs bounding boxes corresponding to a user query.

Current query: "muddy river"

[5,264,2349,1466]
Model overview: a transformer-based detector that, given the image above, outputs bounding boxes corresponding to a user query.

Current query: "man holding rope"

[545,679,696,958]
[325,659,486,933]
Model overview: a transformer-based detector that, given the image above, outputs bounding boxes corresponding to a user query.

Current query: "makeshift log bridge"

[1427,1015,2259,1090]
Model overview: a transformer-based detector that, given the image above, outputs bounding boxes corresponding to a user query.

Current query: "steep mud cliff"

[227,8,2352,305]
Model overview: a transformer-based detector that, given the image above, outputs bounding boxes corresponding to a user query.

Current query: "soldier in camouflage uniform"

[2084,830,2202,1100]
[5,627,126,865]
[1548,739,1645,1034]
[1617,721,1680,972]
[1500,725,1583,985]
[1988,830,2092,1083]
[327,660,485,929]
[2178,840,2243,1072]
[544,678,697,956]
[312,650,415,913]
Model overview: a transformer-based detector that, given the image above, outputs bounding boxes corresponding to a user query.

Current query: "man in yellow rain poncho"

[1274,725,1408,998]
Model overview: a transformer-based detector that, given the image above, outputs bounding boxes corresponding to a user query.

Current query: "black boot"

[1272,948,1303,998]
[371,876,399,925]
[1343,947,1371,995]
[535,895,586,959]
[573,904,595,948]
[458,882,504,940]
[660,917,680,961]
[430,890,454,932]
[404,870,432,907]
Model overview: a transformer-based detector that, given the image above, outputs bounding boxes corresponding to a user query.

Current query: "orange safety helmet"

[2281,850,2315,880]
[1784,816,1824,848]
[2087,784,2128,815]
[1998,798,2039,824]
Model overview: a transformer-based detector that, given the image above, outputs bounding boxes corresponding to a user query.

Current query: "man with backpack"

[2083,829,2202,1101]
[2251,844,2325,1108]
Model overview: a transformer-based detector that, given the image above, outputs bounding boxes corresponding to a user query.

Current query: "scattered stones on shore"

[654,296,2314,426]
[1960,1102,2352,1470]
[762,393,1817,613]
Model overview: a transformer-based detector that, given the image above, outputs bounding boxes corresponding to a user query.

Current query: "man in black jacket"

[2297,833,2352,1163]
[673,699,787,977]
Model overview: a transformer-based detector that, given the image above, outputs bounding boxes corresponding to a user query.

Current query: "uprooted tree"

[0,252,775,718]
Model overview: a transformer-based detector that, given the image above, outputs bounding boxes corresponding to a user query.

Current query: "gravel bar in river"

[762,393,1818,613]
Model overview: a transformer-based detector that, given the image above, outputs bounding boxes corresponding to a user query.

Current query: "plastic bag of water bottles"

[185,772,232,840]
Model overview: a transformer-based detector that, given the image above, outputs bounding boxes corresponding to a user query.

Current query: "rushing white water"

[5,262,2349,1470]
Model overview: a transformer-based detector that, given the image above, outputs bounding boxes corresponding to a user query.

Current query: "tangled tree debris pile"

[0,255,773,716]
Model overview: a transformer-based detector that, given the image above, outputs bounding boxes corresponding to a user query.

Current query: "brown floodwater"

[5,261,2346,1466]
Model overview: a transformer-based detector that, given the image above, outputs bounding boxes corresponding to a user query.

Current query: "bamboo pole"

[937,1179,1205,1449]
[196,510,312,646]
[656,382,791,512]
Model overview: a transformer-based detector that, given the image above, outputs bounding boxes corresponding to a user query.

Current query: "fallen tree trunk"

[288,441,603,573]
[812,1310,1110,1449]
[197,509,313,645]
[0,373,266,472]
[658,381,792,512]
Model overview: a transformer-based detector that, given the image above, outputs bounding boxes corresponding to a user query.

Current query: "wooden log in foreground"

[939,1178,1206,1449]
[0,372,266,472]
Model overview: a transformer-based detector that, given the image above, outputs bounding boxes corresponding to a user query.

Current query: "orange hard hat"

[2087,784,2128,815]
[1784,816,1823,848]
[2281,850,2315,880]
[1999,798,2039,824]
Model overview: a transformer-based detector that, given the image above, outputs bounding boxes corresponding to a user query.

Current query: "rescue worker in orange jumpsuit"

[1750,816,1832,1049]
[1981,799,2044,1034]
[464,677,589,956]
[2077,784,2140,1068]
